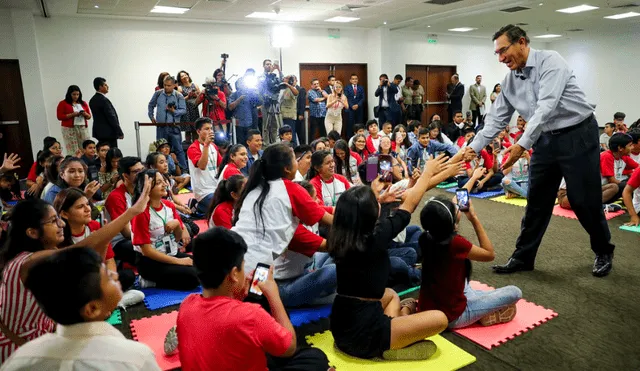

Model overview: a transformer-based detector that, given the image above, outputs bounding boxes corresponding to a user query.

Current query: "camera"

[221,53,229,59]
[382,79,389,86]
[167,102,176,109]
[202,83,219,96]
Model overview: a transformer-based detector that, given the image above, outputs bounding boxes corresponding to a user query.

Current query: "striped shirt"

[0,252,55,362]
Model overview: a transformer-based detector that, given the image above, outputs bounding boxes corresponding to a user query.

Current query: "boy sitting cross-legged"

[176,227,333,371]
[2,247,160,370]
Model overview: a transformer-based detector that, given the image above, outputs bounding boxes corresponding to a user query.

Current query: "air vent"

[612,2,640,8]
[515,22,529,26]
[501,6,530,13]
[339,4,369,10]
[566,28,584,32]
[424,0,463,5]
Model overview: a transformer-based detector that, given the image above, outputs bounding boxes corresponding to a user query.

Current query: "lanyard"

[321,178,337,206]
[151,205,168,225]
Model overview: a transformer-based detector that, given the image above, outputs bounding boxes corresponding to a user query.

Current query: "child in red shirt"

[600,133,638,201]
[418,170,521,328]
[206,175,246,229]
[176,228,331,371]
[509,115,526,140]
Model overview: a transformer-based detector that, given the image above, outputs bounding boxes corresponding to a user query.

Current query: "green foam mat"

[436,182,458,189]
[106,309,122,325]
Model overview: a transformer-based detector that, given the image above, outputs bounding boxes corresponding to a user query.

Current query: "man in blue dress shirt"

[148,75,187,171]
[469,24,615,277]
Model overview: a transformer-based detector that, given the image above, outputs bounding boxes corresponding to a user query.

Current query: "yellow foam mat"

[306,331,476,371]
[491,195,528,207]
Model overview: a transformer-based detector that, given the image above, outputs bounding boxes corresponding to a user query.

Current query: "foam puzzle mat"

[552,205,624,220]
[106,309,122,326]
[289,304,332,327]
[141,287,202,311]
[130,311,179,371]
[491,195,527,207]
[619,224,640,233]
[446,187,505,199]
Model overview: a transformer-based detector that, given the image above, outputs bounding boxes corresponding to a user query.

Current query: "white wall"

[0,13,16,59]
[551,35,639,126]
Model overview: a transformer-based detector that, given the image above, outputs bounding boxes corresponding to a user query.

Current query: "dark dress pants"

[512,115,615,263]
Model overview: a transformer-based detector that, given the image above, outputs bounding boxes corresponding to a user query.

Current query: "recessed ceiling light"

[150,6,190,14]
[556,4,598,14]
[383,21,387,25]
[246,12,277,19]
[448,27,477,32]
[427,25,431,27]
[325,16,360,23]
[604,11,640,19]
[534,34,562,38]
[94,5,99,8]
[539,2,543,5]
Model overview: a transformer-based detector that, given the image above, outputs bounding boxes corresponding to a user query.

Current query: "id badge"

[161,235,178,256]
[208,165,216,171]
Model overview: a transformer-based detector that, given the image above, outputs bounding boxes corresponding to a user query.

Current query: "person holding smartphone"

[187,118,223,215]
[325,81,348,136]
[418,168,522,328]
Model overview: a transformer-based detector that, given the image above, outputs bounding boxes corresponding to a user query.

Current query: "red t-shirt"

[629,167,640,189]
[131,200,183,247]
[200,91,227,122]
[27,162,38,182]
[418,234,473,322]
[209,201,234,230]
[221,163,243,180]
[600,150,638,181]
[309,174,351,207]
[351,152,363,166]
[105,183,131,221]
[70,220,115,261]
[465,149,494,170]
[177,295,292,371]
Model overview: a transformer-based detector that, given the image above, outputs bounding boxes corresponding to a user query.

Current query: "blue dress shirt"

[148,90,186,123]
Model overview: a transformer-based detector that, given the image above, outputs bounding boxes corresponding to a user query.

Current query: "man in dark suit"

[89,77,123,148]
[323,75,336,95]
[344,73,365,138]
[295,82,307,144]
[374,73,401,127]
[447,74,464,120]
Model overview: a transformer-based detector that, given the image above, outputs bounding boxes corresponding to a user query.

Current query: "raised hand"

[424,153,448,176]
[130,175,152,215]
[84,181,100,199]
[1,153,21,173]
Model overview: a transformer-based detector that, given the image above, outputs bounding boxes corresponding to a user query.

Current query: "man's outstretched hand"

[502,144,525,170]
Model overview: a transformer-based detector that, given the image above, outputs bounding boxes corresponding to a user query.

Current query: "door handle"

[425,101,447,105]
[0,121,19,125]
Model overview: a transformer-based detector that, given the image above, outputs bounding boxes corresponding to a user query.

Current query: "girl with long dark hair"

[418,171,521,328]
[42,157,100,204]
[327,154,463,360]
[308,150,351,207]
[57,85,92,155]
[98,147,122,199]
[333,140,360,185]
[206,175,246,229]
[216,144,248,181]
[231,144,333,277]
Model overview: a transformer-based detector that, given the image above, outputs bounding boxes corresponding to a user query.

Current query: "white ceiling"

[2,0,640,39]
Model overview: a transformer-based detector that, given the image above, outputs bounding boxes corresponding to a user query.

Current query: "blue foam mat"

[445,187,505,199]
[141,287,202,310]
[288,304,332,327]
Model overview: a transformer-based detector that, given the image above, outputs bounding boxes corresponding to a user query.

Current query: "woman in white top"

[490,83,501,104]
[325,81,348,136]
[391,124,412,163]
[428,121,454,146]
[56,85,92,155]
[309,150,352,207]
[333,140,361,185]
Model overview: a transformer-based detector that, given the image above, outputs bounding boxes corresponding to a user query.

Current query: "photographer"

[228,72,262,146]
[148,75,188,171]
[259,59,284,145]
[197,76,227,134]
[279,75,300,145]
[375,73,401,128]
[214,68,233,99]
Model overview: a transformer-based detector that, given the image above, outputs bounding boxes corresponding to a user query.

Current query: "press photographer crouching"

[197,76,227,134]
[229,70,262,147]
[259,59,284,145]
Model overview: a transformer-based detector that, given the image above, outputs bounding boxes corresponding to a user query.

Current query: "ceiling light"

[534,34,562,38]
[604,11,640,19]
[539,3,543,5]
[427,25,431,27]
[94,5,99,8]
[448,27,477,32]
[271,25,293,48]
[556,4,598,14]
[383,21,387,25]
[325,16,360,22]
[150,6,190,14]
[246,12,277,19]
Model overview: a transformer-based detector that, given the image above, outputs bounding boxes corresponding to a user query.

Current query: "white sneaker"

[137,276,156,289]
[164,326,178,356]
[118,289,145,309]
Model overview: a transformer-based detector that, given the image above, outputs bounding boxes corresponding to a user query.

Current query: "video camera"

[202,82,219,96]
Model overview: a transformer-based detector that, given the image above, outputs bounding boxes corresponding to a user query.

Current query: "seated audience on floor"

[428,121,454,146]
[96,141,109,168]
[155,138,190,192]
[614,111,628,134]
[407,120,420,146]
[365,120,382,157]
[244,129,264,176]
[629,129,640,163]
[231,143,333,278]
[510,115,526,140]
[275,180,337,307]
[310,137,327,152]
[207,174,246,229]
[623,166,640,226]
[217,144,248,181]
[0,173,20,212]
[54,187,135,291]
[391,124,411,163]
[348,123,365,147]
[79,139,100,182]
[1,247,160,370]
[497,128,512,149]
[333,139,361,185]
[443,111,465,144]
[557,177,619,211]
[458,137,503,191]
[105,156,145,267]
[216,137,230,159]
[600,122,616,151]
[378,136,409,183]
[40,155,64,201]
[26,137,62,198]
[600,133,638,201]
[501,135,530,199]
[380,122,393,138]
[131,169,197,290]
[0,189,149,362]
[407,127,458,171]
[294,145,312,181]
[279,125,294,144]
[98,147,122,200]
[349,133,367,161]
[308,150,351,207]
[42,156,100,204]
[176,227,331,371]
[418,170,522,329]
[327,130,341,149]
[328,153,462,360]
[187,118,223,215]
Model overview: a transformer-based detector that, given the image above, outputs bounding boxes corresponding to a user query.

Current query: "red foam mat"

[552,205,624,220]
[173,193,193,205]
[130,311,180,370]
[452,281,558,350]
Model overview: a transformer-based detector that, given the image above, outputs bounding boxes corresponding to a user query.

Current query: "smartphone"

[366,156,378,183]
[248,263,270,298]
[406,160,413,176]
[378,154,393,183]
[456,188,470,212]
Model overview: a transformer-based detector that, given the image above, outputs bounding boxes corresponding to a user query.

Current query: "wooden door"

[299,64,332,102]
[406,65,428,126]
[0,60,34,179]
[334,64,368,136]
[426,65,457,124]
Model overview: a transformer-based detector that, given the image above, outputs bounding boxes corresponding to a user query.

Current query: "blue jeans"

[196,193,214,216]
[502,178,529,198]
[389,225,422,260]
[282,118,298,146]
[388,247,421,284]
[277,253,337,307]
[157,126,187,171]
[448,280,522,329]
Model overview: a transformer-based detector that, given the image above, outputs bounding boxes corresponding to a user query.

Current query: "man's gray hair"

[163,75,176,84]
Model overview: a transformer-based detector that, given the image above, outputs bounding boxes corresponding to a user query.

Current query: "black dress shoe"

[592,253,613,277]
[492,258,534,274]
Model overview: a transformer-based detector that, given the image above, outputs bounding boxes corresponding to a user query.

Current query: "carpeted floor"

[114,188,640,370]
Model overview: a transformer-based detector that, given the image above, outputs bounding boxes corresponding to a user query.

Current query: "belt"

[548,114,593,135]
